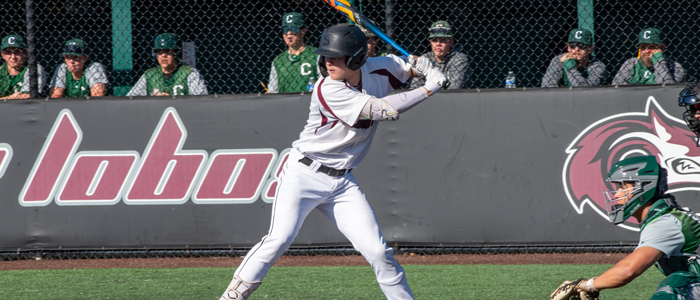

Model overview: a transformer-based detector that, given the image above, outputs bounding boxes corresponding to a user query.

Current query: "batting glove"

[424,67,446,93]
[409,55,433,77]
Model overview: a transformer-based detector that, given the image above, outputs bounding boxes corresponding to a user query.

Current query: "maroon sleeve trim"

[370,69,403,90]
[317,78,352,127]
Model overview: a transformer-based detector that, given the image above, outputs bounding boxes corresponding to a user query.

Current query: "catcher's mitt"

[550,278,600,300]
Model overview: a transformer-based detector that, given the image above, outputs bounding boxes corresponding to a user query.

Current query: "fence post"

[384,0,394,55]
[577,0,594,43]
[25,0,38,98]
[111,0,134,96]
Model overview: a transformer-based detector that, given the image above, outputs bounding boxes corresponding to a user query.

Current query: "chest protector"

[0,64,27,97]
[145,65,192,96]
[642,200,700,277]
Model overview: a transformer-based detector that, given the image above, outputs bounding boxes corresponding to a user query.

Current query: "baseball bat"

[321,0,410,57]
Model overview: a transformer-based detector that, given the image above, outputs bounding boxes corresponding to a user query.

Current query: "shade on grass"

[0,264,664,299]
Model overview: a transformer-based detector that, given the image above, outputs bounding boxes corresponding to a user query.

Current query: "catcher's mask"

[603,156,668,224]
[679,77,700,146]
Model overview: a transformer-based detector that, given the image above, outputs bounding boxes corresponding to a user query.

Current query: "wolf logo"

[562,97,700,231]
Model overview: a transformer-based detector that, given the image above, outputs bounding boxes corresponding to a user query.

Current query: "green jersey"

[145,65,193,96]
[0,64,27,97]
[612,53,687,85]
[65,67,90,97]
[268,46,319,93]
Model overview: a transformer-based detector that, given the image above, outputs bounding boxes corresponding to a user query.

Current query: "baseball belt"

[299,157,351,177]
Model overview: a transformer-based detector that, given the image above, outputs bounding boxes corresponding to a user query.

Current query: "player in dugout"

[408,20,471,89]
[49,38,109,98]
[127,33,208,96]
[550,156,700,300]
[0,34,47,99]
[612,28,686,85]
[220,24,446,300]
[541,28,607,87]
[267,12,320,93]
[358,19,387,58]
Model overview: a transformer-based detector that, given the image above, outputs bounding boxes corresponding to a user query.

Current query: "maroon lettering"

[193,150,276,204]
[261,149,291,203]
[56,152,139,205]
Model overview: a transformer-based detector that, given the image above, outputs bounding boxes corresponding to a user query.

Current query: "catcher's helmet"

[314,24,367,73]
[153,33,180,51]
[679,77,700,145]
[603,156,668,224]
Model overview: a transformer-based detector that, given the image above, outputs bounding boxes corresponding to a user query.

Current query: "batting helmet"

[153,33,180,51]
[603,156,668,224]
[314,24,367,73]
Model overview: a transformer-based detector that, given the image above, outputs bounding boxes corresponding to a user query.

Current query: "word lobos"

[19,108,289,206]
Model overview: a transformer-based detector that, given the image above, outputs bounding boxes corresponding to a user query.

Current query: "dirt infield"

[0,253,627,271]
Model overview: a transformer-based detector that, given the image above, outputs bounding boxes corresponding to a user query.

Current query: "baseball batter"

[550,156,700,300]
[220,24,446,300]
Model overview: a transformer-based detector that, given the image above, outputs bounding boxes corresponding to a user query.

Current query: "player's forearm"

[592,264,640,290]
[383,87,430,113]
[49,87,65,98]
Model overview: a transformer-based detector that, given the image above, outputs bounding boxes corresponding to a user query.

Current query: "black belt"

[299,157,351,177]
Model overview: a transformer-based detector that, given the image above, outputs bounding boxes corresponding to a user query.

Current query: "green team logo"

[644,71,652,78]
[644,30,652,39]
[575,31,583,39]
[301,63,312,76]
[173,85,185,95]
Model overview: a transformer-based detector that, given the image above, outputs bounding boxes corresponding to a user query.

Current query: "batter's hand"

[409,55,433,78]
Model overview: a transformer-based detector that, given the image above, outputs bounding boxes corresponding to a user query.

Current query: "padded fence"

[1,0,698,97]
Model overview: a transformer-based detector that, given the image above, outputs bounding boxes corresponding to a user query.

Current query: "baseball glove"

[550,278,600,300]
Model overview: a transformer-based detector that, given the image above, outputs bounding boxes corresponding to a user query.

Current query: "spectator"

[268,12,320,93]
[49,39,108,98]
[0,34,46,99]
[612,28,686,85]
[541,28,607,87]
[127,33,207,96]
[358,20,387,58]
[409,20,471,89]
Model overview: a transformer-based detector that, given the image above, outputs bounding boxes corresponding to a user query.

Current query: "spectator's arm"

[126,74,148,96]
[541,56,563,87]
[187,69,208,95]
[86,63,109,97]
[652,52,679,84]
[268,62,278,93]
[567,59,607,87]
[49,87,66,98]
[445,53,471,89]
[612,58,635,85]
[672,60,687,83]
[21,64,47,95]
[49,64,66,98]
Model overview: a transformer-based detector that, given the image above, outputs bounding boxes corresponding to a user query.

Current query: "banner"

[0,85,691,250]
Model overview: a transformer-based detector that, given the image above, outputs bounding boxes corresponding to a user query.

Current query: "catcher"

[678,77,700,146]
[551,156,700,300]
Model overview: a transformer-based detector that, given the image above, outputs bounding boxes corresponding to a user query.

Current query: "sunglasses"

[282,26,300,34]
[429,27,451,35]
[568,42,589,50]
[63,44,84,55]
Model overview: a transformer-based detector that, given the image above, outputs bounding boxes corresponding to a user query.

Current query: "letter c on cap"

[644,31,651,39]
[8,37,15,45]
[575,31,582,39]
[286,15,293,23]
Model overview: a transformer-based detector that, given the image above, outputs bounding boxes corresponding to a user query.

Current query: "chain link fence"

[1,0,698,98]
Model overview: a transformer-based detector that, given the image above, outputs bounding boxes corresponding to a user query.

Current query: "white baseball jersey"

[292,55,412,170]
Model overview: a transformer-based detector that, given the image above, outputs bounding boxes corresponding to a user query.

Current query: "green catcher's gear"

[649,271,700,300]
[153,33,180,51]
[603,156,668,224]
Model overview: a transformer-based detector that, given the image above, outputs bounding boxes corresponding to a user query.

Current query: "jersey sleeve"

[383,54,414,84]
[21,64,46,94]
[50,63,67,89]
[187,68,208,95]
[317,79,373,126]
[126,74,148,96]
[638,214,685,256]
[85,63,109,87]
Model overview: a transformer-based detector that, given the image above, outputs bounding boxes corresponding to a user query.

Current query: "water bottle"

[505,71,516,88]
[307,77,315,92]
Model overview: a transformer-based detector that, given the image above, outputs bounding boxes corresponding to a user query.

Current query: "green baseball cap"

[637,28,662,45]
[568,28,593,45]
[61,38,86,56]
[358,19,377,38]
[428,20,453,38]
[281,12,304,33]
[1,35,27,51]
[153,33,180,50]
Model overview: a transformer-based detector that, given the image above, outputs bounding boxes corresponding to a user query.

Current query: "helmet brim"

[313,48,345,58]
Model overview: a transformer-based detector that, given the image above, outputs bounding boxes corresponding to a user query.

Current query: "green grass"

[0,264,665,299]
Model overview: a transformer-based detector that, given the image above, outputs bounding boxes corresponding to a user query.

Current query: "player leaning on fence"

[267,12,320,93]
[550,156,700,300]
[408,20,471,89]
[127,33,208,97]
[0,35,46,100]
[49,39,108,98]
[220,24,447,300]
[612,28,686,85]
[541,28,607,87]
